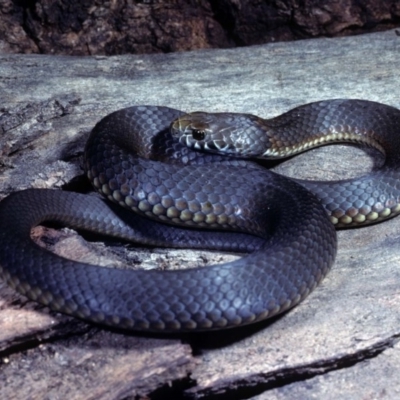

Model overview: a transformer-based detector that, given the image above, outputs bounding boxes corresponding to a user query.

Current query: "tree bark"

[0,0,399,55]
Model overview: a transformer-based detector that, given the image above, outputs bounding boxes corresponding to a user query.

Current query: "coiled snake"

[0,99,399,331]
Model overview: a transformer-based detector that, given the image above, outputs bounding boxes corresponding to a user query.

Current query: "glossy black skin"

[1,99,398,331]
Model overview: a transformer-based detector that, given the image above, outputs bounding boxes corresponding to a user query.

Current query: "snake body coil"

[0,99,399,331]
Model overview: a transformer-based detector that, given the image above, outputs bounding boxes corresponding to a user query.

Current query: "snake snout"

[170,112,213,150]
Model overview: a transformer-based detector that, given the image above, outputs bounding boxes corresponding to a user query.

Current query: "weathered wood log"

[0,29,400,399]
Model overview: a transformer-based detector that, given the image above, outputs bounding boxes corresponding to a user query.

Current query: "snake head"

[170,112,215,151]
[170,111,260,156]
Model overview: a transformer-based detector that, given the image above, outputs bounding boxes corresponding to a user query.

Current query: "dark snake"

[0,99,399,332]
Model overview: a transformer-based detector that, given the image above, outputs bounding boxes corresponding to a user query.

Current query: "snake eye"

[191,129,206,141]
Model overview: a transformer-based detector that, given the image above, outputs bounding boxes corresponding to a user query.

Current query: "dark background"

[1,0,400,55]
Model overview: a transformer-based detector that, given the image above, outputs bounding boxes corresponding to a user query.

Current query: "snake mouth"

[170,118,237,154]
[186,135,205,151]
[170,120,209,151]
[177,132,235,155]
[204,139,236,154]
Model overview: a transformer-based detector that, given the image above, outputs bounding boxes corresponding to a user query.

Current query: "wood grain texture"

[0,29,400,399]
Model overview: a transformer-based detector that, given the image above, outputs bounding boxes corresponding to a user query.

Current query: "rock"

[0,28,400,399]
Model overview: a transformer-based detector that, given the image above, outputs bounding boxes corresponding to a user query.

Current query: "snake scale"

[0,99,400,332]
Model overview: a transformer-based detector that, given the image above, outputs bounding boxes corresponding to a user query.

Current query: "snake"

[0,99,399,332]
